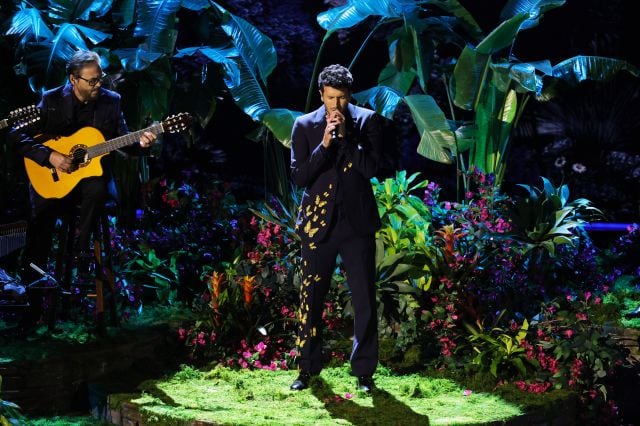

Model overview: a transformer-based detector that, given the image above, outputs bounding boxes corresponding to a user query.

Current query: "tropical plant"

[509,176,603,257]
[463,310,538,379]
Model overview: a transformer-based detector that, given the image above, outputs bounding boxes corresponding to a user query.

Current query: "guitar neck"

[86,122,164,159]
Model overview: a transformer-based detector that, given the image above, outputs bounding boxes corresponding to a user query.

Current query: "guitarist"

[10,50,156,328]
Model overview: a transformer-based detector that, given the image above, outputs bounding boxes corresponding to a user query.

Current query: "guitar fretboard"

[86,122,164,159]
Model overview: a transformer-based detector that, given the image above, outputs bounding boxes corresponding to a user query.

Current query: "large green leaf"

[405,94,456,163]
[47,0,114,22]
[223,57,270,122]
[450,45,490,110]
[262,109,303,148]
[409,23,434,93]
[429,0,483,40]
[491,62,540,93]
[214,2,276,86]
[181,0,210,11]
[5,5,54,42]
[112,0,136,27]
[20,23,105,91]
[317,0,418,35]
[134,0,182,54]
[113,47,163,72]
[500,0,565,29]
[388,27,415,71]
[352,85,403,119]
[378,63,415,95]
[551,56,640,86]
[476,12,529,55]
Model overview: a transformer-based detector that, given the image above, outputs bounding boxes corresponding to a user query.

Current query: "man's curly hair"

[318,64,353,91]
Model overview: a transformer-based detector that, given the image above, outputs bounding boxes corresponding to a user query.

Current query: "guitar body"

[24,127,107,199]
[22,112,191,199]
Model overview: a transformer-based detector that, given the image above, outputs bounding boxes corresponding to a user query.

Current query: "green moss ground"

[106,365,539,425]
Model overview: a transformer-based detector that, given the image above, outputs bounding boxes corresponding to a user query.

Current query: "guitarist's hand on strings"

[49,151,74,174]
[139,131,156,148]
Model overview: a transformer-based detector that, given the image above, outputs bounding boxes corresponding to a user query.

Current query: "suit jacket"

[13,83,133,168]
[291,103,382,243]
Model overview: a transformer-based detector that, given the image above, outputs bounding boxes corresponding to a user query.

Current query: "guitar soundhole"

[70,145,89,168]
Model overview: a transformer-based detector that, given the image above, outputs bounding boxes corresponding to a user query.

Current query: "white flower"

[572,163,587,173]
[554,156,567,168]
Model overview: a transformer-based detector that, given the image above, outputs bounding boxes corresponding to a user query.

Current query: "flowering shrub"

[178,195,302,367]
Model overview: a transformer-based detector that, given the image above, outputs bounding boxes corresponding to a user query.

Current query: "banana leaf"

[133,0,182,54]
[352,85,403,119]
[429,0,483,40]
[550,56,640,86]
[214,2,276,87]
[181,0,210,11]
[476,12,529,55]
[112,0,136,27]
[20,23,109,91]
[262,109,303,148]
[113,47,163,72]
[378,63,415,95]
[5,5,54,42]
[405,94,456,164]
[317,0,418,36]
[491,62,540,94]
[409,23,434,92]
[388,27,415,72]
[500,0,565,29]
[450,45,490,110]
[116,58,173,127]
[47,0,113,22]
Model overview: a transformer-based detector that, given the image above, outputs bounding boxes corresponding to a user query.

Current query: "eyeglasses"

[76,73,106,87]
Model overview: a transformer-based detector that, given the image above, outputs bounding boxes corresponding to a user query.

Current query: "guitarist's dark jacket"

[291,103,382,243]
[12,83,143,169]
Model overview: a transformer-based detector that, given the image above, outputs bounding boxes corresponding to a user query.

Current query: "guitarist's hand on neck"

[49,151,74,173]
[139,131,156,148]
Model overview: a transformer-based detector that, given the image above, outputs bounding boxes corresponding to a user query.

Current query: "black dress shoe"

[357,376,375,393]
[290,371,312,391]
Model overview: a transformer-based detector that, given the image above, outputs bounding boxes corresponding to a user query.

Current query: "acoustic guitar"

[0,105,40,130]
[24,112,191,199]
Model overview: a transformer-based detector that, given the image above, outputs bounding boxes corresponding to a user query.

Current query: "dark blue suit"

[291,103,382,376]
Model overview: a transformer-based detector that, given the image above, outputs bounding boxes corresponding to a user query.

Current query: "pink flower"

[463,389,472,396]
[584,291,592,302]
[564,329,574,339]
[345,393,353,399]
[254,341,267,354]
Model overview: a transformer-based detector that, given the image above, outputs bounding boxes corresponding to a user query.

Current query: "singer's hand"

[322,110,345,148]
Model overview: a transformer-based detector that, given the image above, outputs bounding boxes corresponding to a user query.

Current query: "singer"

[289,64,382,393]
